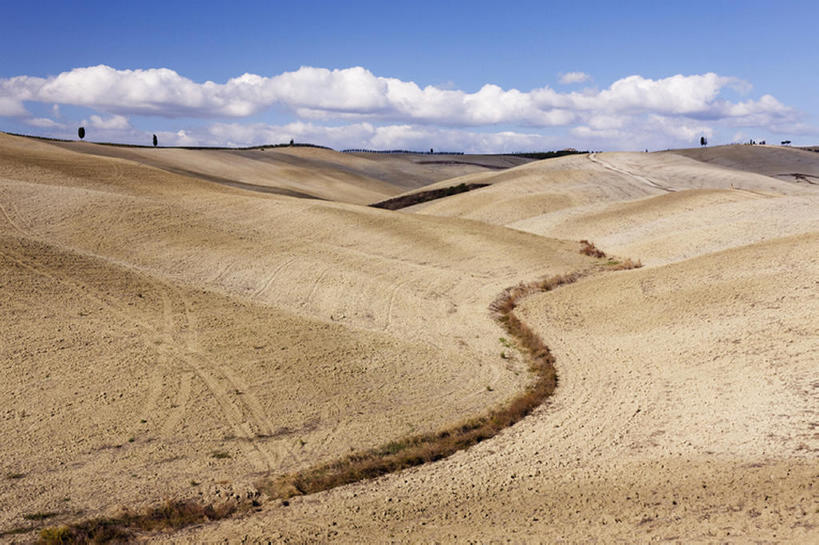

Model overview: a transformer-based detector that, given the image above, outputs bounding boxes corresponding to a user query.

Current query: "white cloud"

[559,72,591,85]
[25,117,64,128]
[1,64,810,151]
[87,114,131,130]
[0,95,27,116]
[0,65,800,132]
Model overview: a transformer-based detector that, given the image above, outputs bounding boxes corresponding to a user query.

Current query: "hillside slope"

[43,137,530,204]
[150,146,818,544]
[0,132,589,533]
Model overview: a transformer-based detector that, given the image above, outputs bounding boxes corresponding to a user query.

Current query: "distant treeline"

[342,149,465,155]
[501,150,589,160]
[1,131,331,151]
[4,131,592,158]
[164,142,332,151]
[344,148,590,159]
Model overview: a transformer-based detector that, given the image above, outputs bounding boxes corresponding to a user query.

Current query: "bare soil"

[1,133,816,543]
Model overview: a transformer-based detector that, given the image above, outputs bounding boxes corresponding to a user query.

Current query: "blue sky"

[1,0,816,151]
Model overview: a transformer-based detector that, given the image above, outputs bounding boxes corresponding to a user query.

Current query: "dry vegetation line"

[35,242,640,544]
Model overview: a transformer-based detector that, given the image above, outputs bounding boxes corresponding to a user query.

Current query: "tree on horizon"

[153,134,158,147]
[78,127,85,140]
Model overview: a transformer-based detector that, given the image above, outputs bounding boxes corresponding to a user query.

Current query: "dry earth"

[47,140,531,205]
[0,134,816,543]
[0,132,583,540]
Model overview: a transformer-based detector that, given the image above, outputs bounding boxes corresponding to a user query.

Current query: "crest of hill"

[402,148,819,266]
[671,143,819,183]
[28,134,530,204]
[0,131,592,531]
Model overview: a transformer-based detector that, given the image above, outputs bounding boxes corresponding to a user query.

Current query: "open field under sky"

[1,133,817,543]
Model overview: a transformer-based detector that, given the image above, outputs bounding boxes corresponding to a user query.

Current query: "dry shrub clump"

[605,257,642,270]
[263,272,583,501]
[37,500,242,545]
[579,239,606,258]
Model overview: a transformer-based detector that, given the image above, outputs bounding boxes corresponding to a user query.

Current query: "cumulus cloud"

[559,71,591,85]
[1,64,809,150]
[87,114,131,130]
[24,117,64,128]
[0,65,800,130]
[0,95,27,116]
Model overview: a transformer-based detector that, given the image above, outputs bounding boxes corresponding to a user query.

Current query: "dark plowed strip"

[370,183,489,210]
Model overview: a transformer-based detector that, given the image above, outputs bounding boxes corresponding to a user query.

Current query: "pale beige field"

[0,134,816,543]
[47,140,530,204]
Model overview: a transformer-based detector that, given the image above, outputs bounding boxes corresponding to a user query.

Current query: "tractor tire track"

[157,289,274,472]
[2,193,283,470]
[252,256,297,299]
[589,153,675,193]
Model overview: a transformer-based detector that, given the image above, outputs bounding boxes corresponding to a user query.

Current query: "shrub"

[579,240,606,258]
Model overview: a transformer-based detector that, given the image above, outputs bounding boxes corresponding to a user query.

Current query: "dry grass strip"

[261,270,599,500]
[37,245,640,543]
[36,500,250,545]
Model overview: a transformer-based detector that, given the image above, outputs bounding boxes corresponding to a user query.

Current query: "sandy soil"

[48,141,530,205]
[673,144,819,184]
[149,233,818,544]
[0,132,587,538]
[1,133,816,543]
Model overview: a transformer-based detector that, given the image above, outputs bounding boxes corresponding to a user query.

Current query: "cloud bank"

[0,65,809,151]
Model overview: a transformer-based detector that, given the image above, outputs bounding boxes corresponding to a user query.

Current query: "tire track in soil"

[0,243,178,442]
[1,194,287,471]
[382,278,413,331]
[252,256,297,299]
[589,153,675,193]
[1,192,178,439]
[208,260,237,285]
[301,266,331,309]
[173,285,300,471]
[157,289,274,472]
[0,237,190,445]
[0,192,29,237]
[160,372,194,438]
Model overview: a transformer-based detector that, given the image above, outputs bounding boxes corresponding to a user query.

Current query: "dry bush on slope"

[580,239,606,258]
